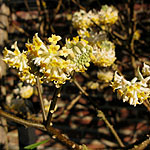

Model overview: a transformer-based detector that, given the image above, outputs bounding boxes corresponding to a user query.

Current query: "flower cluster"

[72,10,99,29]
[3,34,93,87]
[72,5,118,30]
[60,36,93,72]
[98,5,118,25]
[111,71,150,106]
[91,40,116,67]
[72,5,118,68]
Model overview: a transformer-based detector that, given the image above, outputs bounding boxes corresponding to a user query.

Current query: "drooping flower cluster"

[26,33,71,86]
[111,71,150,106]
[3,34,93,87]
[72,5,118,68]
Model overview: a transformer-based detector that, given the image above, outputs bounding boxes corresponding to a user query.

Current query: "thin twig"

[143,100,150,112]
[129,136,150,150]
[73,78,125,147]
[64,94,81,114]
[0,109,82,150]
[54,0,62,14]
[46,86,62,128]
[36,77,47,122]
[73,79,89,97]
[71,0,86,10]
[97,110,125,147]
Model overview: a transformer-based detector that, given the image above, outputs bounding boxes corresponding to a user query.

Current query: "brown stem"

[143,100,150,112]
[64,94,81,114]
[0,109,82,150]
[46,86,62,128]
[97,110,125,147]
[73,79,89,97]
[129,136,150,150]
[36,77,47,122]
[73,79,125,147]
[1,117,8,150]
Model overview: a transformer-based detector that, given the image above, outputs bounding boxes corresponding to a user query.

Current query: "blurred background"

[0,0,150,149]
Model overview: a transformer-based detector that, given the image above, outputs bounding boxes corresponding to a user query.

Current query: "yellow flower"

[48,34,61,45]
[26,33,71,87]
[3,42,29,72]
[91,40,116,67]
[111,72,150,106]
[72,10,94,29]
[18,71,37,85]
[20,85,34,99]
[63,37,93,72]
[99,5,118,25]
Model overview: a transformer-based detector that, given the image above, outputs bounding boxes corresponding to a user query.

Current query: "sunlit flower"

[97,70,114,82]
[48,34,62,45]
[72,10,93,29]
[60,37,93,72]
[3,42,29,72]
[111,72,150,106]
[20,85,34,99]
[26,33,71,87]
[91,40,116,67]
[142,63,150,76]
[98,5,118,25]
[18,71,37,85]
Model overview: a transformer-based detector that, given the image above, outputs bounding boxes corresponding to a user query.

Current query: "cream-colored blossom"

[72,10,93,29]
[26,33,71,87]
[18,71,37,85]
[111,72,150,106]
[72,6,118,30]
[20,85,34,99]
[3,42,29,72]
[142,63,150,76]
[99,5,118,25]
[91,40,116,67]
[60,37,93,72]
[48,34,61,45]
[97,70,113,82]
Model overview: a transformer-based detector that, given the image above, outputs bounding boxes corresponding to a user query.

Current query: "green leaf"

[24,139,50,149]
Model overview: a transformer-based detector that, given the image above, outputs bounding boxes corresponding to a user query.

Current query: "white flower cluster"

[111,68,150,106]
